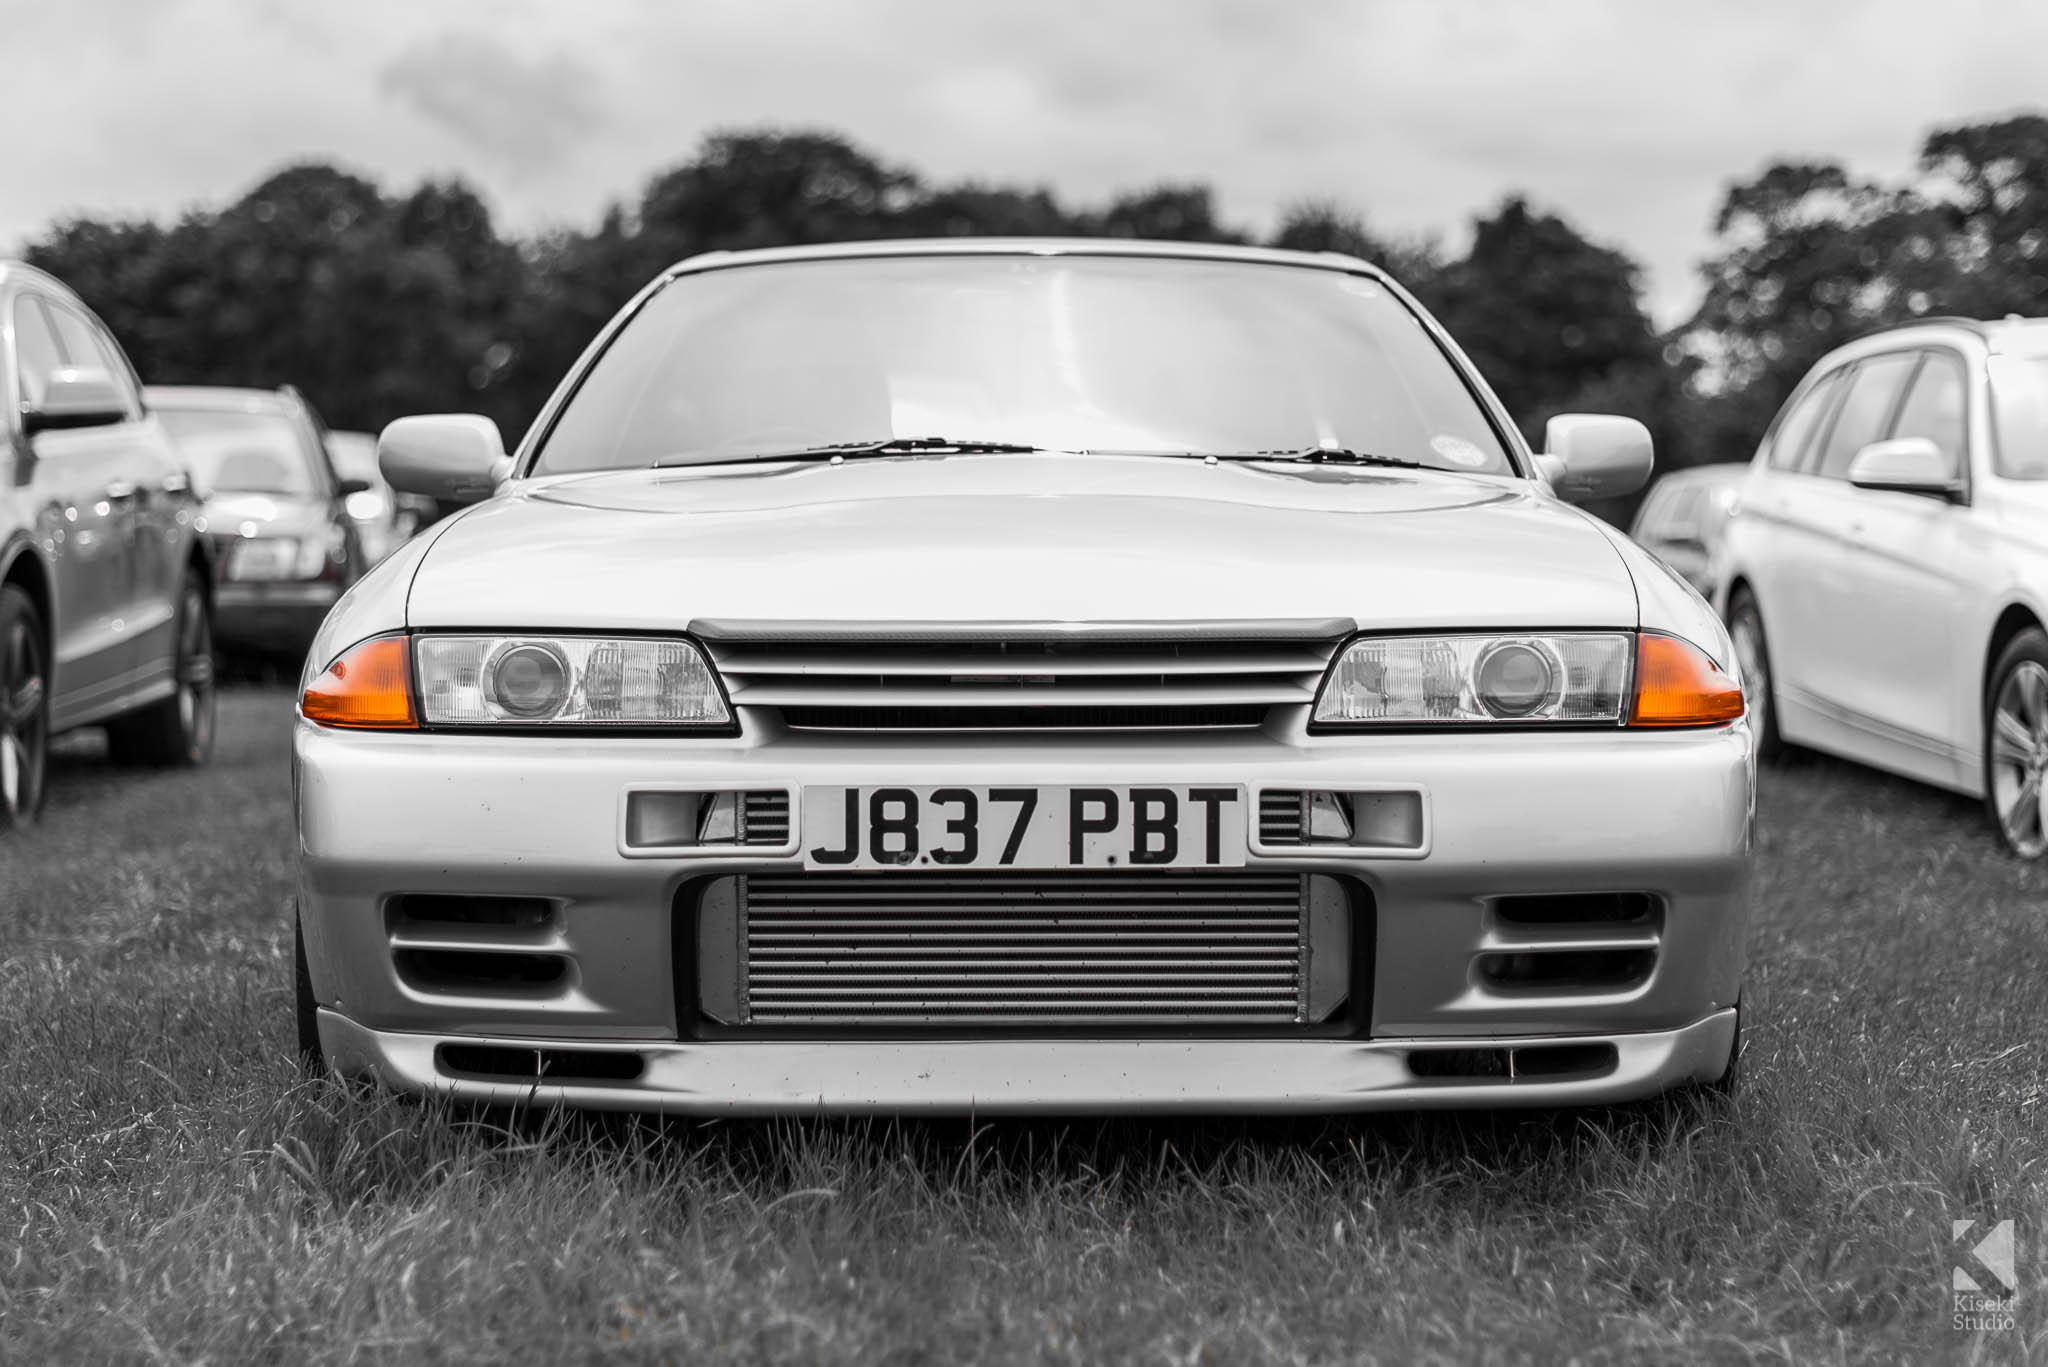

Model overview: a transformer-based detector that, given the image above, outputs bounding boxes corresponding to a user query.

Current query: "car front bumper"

[296,719,1754,1114]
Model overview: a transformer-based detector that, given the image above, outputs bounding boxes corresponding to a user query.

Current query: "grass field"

[2,689,2043,1364]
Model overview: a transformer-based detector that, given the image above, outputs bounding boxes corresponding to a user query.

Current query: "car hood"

[405,453,1638,631]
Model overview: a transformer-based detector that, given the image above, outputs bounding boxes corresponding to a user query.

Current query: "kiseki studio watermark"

[1952,1219,2017,1334]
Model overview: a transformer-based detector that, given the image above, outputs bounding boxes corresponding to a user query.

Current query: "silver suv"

[1,261,216,830]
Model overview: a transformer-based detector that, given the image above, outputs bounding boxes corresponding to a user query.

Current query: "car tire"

[1727,588,1786,763]
[295,910,326,1075]
[1,584,50,832]
[106,566,216,768]
[1983,626,2048,860]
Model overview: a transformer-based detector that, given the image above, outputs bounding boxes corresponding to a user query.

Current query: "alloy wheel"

[1989,659,2048,858]
[176,583,217,759]
[1,610,47,825]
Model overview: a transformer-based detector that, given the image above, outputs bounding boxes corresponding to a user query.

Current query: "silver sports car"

[294,239,1753,1114]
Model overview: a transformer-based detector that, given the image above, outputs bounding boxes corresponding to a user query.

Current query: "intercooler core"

[691,871,1355,1031]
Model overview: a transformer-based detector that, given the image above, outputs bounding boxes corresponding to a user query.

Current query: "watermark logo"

[1952,1219,2017,1334]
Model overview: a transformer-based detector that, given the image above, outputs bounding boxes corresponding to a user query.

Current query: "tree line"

[23,116,2048,482]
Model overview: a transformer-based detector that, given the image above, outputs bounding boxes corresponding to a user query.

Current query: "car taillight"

[302,634,416,729]
[1629,633,1743,727]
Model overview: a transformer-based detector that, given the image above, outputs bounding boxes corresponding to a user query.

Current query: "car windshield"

[1991,354,2048,480]
[159,408,324,497]
[530,255,1517,476]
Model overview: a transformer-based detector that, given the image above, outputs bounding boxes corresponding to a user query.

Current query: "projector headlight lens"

[487,643,570,719]
[1473,640,1558,718]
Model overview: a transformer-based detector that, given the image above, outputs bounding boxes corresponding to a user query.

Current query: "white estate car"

[293,240,1754,1115]
[1717,316,2048,857]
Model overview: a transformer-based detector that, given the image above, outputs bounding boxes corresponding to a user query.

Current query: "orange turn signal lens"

[1630,633,1744,727]
[302,634,416,729]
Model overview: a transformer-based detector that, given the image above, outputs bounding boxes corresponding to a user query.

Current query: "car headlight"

[302,634,733,730]
[1313,632,1631,726]
[1312,632,1742,728]
[414,634,730,728]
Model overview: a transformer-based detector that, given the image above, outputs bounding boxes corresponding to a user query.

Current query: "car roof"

[662,237,1386,281]
[0,259,75,295]
[1829,314,2048,366]
[145,384,297,415]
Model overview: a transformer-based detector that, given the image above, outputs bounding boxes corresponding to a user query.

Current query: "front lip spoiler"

[317,1009,1736,1116]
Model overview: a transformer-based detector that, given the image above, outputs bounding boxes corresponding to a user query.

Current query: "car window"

[1812,353,1918,479]
[12,296,65,409]
[47,302,142,418]
[1888,350,1967,472]
[1989,354,2048,480]
[1662,485,1703,537]
[1629,484,1669,537]
[156,407,327,496]
[1767,370,1843,472]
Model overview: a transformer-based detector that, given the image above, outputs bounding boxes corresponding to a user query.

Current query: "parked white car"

[1715,316,2048,857]
[291,239,1755,1116]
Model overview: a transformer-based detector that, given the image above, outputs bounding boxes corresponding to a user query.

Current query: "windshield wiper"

[1231,445,1429,469]
[656,436,1047,467]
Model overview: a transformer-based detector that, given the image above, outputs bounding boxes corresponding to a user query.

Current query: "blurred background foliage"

[24,114,2048,495]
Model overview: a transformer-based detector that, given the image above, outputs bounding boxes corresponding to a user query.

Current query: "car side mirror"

[379,414,510,504]
[1846,437,1962,500]
[1534,414,1653,503]
[23,367,128,435]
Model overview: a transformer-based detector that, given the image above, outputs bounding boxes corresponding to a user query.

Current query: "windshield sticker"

[1430,435,1488,467]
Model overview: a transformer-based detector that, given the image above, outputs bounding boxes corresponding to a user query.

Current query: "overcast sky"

[5,0,2044,324]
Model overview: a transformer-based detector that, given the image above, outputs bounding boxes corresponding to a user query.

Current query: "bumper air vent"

[1256,788,1426,851]
[384,893,572,998]
[1408,1041,1619,1082]
[1474,892,1663,998]
[437,1044,644,1083]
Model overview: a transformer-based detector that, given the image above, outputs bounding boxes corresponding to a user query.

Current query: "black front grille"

[704,629,1343,733]
[777,703,1269,731]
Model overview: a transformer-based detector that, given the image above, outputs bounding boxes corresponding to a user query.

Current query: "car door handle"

[161,472,189,494]
[104,479,139,501]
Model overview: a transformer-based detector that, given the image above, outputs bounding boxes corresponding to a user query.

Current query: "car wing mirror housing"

[1846,437,1962,500]
[1535,414,1653,503]
[23,367,128,435]
[378,415,510,504]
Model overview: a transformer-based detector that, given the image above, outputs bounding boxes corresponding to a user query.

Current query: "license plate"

[801,785,1248,870]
